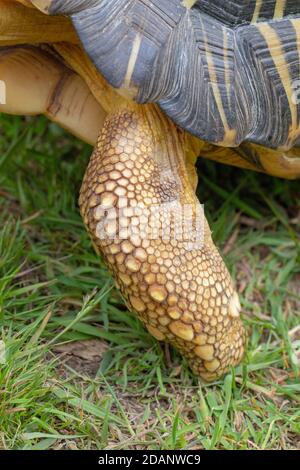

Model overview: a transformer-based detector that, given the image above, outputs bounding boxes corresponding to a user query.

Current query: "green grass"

[0,114,299,450]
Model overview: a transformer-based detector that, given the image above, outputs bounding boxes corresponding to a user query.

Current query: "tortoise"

[1,0,300,382]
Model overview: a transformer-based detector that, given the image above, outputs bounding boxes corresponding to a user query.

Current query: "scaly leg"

[79,104,246,381]
[0,0,78,46]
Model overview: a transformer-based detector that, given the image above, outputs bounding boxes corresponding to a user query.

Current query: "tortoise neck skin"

[79,102,246,381]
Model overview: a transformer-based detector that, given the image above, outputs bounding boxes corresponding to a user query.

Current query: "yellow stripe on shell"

[199,16,237,146]
[273,0,286,19]
[257,22,300,150]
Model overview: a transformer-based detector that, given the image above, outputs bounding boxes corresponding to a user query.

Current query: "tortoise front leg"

[79,104,246,381]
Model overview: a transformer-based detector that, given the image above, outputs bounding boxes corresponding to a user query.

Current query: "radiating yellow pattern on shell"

[79,104,246,381]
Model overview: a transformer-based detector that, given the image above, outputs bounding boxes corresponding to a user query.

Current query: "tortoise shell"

[32,0,300,151]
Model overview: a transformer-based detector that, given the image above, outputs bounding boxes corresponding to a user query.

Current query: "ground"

[0,114,299,450]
